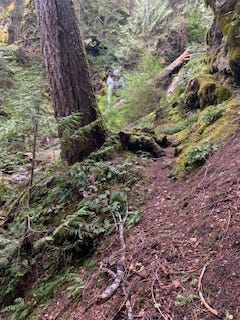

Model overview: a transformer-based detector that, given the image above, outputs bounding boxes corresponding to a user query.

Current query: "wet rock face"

[206,0,240,84]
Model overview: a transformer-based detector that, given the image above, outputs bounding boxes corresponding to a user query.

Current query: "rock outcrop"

[206,0,240,84]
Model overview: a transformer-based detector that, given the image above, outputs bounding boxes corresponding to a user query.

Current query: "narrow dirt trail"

[36,134,240,320]
[78,133,240,320]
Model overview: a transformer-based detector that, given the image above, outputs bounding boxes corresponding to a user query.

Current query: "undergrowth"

[1,271,84,320]
[0,154,141,316]
[0,46,56,174]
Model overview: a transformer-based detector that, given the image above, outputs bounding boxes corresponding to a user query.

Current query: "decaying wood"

[119,131,170,158]
[154,49,190,89]
[198,264,222,319]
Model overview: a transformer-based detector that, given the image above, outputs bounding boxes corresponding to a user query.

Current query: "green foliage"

[121,51,164,122]
[198,104,227,133]
[175,293,198,307]
[185,1,213,45]
[184,142,216,171]
[0,50,56,173]
[0,153,141,309]
[161,113,199,135]
[1,271,84,319]
[0,224,31,305]
[0,60,14,88]
[53,207,111,244]
[1,298,28,320]
[66,273,84,298]
[127,0,173,38]
[117,0,173,64]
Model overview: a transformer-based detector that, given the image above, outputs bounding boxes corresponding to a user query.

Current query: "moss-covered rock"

[215,85,232,103]
[206,0,240,84]
[183,75,231,110]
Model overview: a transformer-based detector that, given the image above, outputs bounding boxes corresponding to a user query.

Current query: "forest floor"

[31,130,240,320]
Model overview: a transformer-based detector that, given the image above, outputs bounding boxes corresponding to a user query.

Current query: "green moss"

[198,79,217,108]
[217,0,236,15]
[0,30,7,43]
[218,12,234,36]
[198,104,227,133]
[172,98,240,177]
[229,47,240,74]
[215,86,232,103]
[226,20,240,47]
[169,104,185,123]
[213,1,240,83]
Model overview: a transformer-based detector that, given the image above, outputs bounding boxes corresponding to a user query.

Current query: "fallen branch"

[111,284,133,320]
[97,220,126,305]
[122,284,134,320]
[154,49,191,89]
[96,217,126,305]
[97,213,134,320]
[198,264,221,318]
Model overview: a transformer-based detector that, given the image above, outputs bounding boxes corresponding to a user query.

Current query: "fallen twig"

[122,284,134,320]
[96,217,126,305]
[220,210,232,243]
[111,285,131,320]
[198,264,221,318]
[97,211,134,320]
[151,267,167,320]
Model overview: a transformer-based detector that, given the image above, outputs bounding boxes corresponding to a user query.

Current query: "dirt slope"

[27,131,240,320]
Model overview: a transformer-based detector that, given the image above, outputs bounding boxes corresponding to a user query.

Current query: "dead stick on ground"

[198,264,220,318]
[220,210,232,243]
[151,268,166,320]
[96,216,127,305]
[122,283,134,320]
[97,210,134,320]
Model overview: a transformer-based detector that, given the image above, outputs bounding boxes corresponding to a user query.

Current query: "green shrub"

[161,113,199,134]
[198,104,227,133]
[184,142,215,170]
[121,51,163,120]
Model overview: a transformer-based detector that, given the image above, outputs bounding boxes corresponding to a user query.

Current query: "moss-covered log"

[119,131,170,157]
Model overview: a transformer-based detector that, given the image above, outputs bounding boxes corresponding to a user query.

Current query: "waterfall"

[106,75,115,107]
[106,69,125,108]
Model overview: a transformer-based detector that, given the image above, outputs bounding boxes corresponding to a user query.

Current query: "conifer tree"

[35,0,106,164]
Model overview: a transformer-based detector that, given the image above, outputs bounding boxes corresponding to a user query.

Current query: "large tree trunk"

[8,0,24,44]
[35,0,106,164]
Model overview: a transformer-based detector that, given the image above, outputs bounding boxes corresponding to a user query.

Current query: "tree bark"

[35,0,106,164]
[8,0,24,44]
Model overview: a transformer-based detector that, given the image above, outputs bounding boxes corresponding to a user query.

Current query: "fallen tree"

[119,131,170,157]
[154,49,190,89]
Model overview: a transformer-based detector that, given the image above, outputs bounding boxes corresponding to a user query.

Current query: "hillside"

[0,1,240,319]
